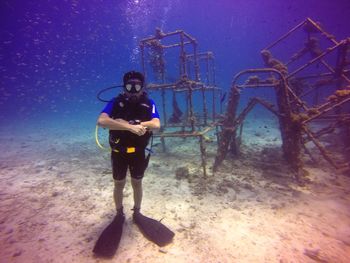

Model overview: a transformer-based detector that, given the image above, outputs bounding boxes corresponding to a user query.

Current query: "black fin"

[133,213,175,247]
[93,214,125,257]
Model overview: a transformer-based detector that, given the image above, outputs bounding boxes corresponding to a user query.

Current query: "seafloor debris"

[303,248,328,263]
[175,166,190,180]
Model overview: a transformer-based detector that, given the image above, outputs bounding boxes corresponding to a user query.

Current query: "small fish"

[220,92,227,103]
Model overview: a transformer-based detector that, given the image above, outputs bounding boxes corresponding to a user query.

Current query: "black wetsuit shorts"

[111,150,146,180]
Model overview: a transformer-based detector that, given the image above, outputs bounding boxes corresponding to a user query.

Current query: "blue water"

[1,2,350,262]
[1,0,349,125]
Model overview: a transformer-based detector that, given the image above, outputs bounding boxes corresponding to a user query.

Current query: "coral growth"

[327,89,350,102]
[261,50,288,75]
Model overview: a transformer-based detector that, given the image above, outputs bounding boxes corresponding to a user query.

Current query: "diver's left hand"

[129,124,147,136]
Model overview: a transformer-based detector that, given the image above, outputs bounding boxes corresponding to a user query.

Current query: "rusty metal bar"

[292,84,322,102]
[212,87,216,121]
[153,126,215,138]
[313,114,350,120]
[161,89,167,127]
[201,84,208,125]
[140,29,184,43]
[237,83,280,88]
[185,89,190,127]
[180,32,186,76]
[163,122,213,129]
[302,126,339,169]
[212,57,217,86]
[312,120,341,139]
[224,97,280,132]
[297,72,335,80]
[287,40,345,78]
[320,59,350,84]
[219,89,223,114]
[199,135,207,177]
[193,41,200,82]
[147,81,219,88]
[301,140,318,164]
[285,82,310,111]
[162,41,192,49]
[187,51,213,59]
[263,19,307,50]
[306,18,338,45]
[183,31,196,42]
[285,46,308,66]
[302,97,350,124]
[188,84,195,132]
[205,55,210,84]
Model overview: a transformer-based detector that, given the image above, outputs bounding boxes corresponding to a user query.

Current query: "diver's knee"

[131,177,142,188]
[114,178,126,188]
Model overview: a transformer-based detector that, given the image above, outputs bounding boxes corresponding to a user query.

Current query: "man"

[97,70,160,218]
[94,71,174,257]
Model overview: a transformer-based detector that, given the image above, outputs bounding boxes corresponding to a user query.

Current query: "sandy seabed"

[0,118,350,263]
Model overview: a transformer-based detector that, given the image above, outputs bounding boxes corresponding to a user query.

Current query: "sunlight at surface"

[124,0,179,63]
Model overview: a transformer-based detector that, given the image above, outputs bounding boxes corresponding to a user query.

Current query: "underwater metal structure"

[140,29,223,176]
[213,18,350,178]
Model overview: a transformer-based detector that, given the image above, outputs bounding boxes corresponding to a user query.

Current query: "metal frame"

[214,18,350,178]
[139,29,224,176]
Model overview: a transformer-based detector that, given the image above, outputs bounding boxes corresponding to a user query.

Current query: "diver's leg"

[131,178,143,212]
[111,151,128,214]
[129,150,146,213]
[114,179,126,213]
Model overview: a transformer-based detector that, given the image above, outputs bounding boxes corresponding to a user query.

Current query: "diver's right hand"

[128,124,147,136]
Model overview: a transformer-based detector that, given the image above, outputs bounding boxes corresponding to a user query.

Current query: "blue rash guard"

[101,97,160,119]
[101,95,160,181]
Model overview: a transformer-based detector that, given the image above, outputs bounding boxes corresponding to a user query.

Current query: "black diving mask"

[125,81,143,94]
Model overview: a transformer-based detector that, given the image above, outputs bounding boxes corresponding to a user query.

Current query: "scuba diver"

[93,71,174,257]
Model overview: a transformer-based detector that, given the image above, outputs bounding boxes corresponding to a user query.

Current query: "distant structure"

[213,18,350,179]
[139,28,223,176]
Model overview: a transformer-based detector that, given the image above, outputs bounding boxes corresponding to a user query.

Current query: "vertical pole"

[201,84,208,125]
[199,135,207,177]
[276,80,303,178]
[186,90,190,126]
[212,88,216,122]
[193,41,200,82]
[219,89,223,114]
[188,84,195,132]
[213,85,240,172]
[187,57,192,79]
[160,40,167,152]
[206,54,210,84]
[180,32,186,76]
[212,57,217,86]
[192,39,200,128]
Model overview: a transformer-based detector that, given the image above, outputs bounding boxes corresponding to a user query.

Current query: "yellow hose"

[95,125,109,151]
[95,125,119,152]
